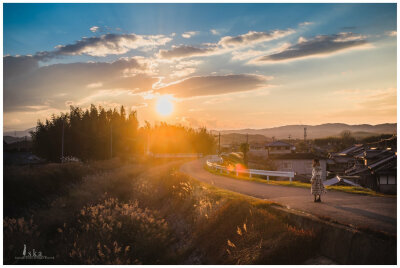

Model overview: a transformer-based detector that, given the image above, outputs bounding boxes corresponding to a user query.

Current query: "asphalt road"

[180,158,397,235]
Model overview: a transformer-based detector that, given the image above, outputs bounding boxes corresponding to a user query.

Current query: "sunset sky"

[3,3,397,131]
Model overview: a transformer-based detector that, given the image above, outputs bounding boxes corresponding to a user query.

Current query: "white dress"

[311,167,325,195]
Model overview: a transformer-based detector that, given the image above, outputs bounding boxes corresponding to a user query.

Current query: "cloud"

[299,21,313,27]
[158,28,294,60]
[253,32,370,63]
[170,68,196,78]
[158,45,216,59]
[86,82,103,88]
[329,88,396,120]
[385,30,397,37]
[182,31,198,38]
[218,29,295,48]
[33,33,172,59]
[156,74,271,98]
[4,55,39,79]
[90,26,100,32]
[210,29,219,35]
[4,56,157,112]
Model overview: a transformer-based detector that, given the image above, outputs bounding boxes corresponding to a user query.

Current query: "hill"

[212,123,396,139]
[218,133,271,145]
[4,127,35,138]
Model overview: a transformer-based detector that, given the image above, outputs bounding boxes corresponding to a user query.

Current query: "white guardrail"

[150,152,203,158]
[206,158,295,182]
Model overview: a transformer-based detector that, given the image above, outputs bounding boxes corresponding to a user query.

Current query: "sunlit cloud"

[327,88,396,121]
[210,29,220,35]
[86,82,103,88]
[33,33,172,59]
[252,32,371,63]
[218,29,295,48]
[4,56,155,111]
[156,74,272,98]
[90,26,100,32]
[385,30,397,37]
[158,28,294,59]
[158,45,216,59]
[182,31,198,38]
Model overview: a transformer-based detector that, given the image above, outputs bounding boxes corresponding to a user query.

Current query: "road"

[180,158,397,235]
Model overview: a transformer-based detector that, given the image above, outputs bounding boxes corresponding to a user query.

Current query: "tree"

[31,104,140,162]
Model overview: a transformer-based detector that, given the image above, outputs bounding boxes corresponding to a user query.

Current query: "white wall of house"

[273,159,327,180]
[267,148,292,156]
[249,148,268,158]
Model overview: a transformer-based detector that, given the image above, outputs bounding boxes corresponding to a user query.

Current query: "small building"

[327,144,365,175]
[269,153,327,181]
[370,154,397,194]
[249,144,268,158]
[265,141,295,157]
[345,149,397,193]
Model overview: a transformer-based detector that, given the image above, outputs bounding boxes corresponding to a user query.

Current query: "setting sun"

[156,95,174,116]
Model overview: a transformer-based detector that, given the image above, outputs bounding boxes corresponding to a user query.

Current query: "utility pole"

[61,120,64,163]
[304,127,308,152]
[218,132,221,155]
[110,124,113,159]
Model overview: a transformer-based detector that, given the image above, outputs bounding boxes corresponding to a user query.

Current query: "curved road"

[180,158,397,235]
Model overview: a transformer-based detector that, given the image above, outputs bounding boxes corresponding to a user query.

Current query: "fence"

[149,152,203,158]
[206,159,295,182]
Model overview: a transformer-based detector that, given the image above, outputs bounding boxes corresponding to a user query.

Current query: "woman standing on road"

[311,159,325,202]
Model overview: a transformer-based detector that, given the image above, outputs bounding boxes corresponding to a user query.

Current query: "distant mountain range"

[4,123,396,144]
[4,127,35,138]
[4,127,35,144]
[212,123,397,140]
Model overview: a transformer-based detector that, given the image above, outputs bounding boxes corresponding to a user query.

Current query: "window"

[379,176,388,185]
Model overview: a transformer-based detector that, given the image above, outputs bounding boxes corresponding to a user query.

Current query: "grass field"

[4,158,319,264]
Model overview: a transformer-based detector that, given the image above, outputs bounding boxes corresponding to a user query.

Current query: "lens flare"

[156,95,174,116]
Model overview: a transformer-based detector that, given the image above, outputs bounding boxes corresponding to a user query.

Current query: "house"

[368,153,396,194]
[345,149,397,193]
[249,143,268,158]
[265,141,295,157]
[269,152,327,181]
[327,144,365,175]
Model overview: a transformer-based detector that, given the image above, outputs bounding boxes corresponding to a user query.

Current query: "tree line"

[31,105,216,162]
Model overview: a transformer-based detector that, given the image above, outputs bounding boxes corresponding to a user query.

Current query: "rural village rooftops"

[269,152,327,160]
[265,141,293,147]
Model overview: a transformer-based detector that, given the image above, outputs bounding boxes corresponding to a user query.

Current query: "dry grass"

[4,159,318,264]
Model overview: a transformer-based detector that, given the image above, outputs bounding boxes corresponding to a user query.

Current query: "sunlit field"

[4,158,317,264]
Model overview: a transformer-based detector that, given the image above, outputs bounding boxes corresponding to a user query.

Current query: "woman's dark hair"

[312,159,320,167]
